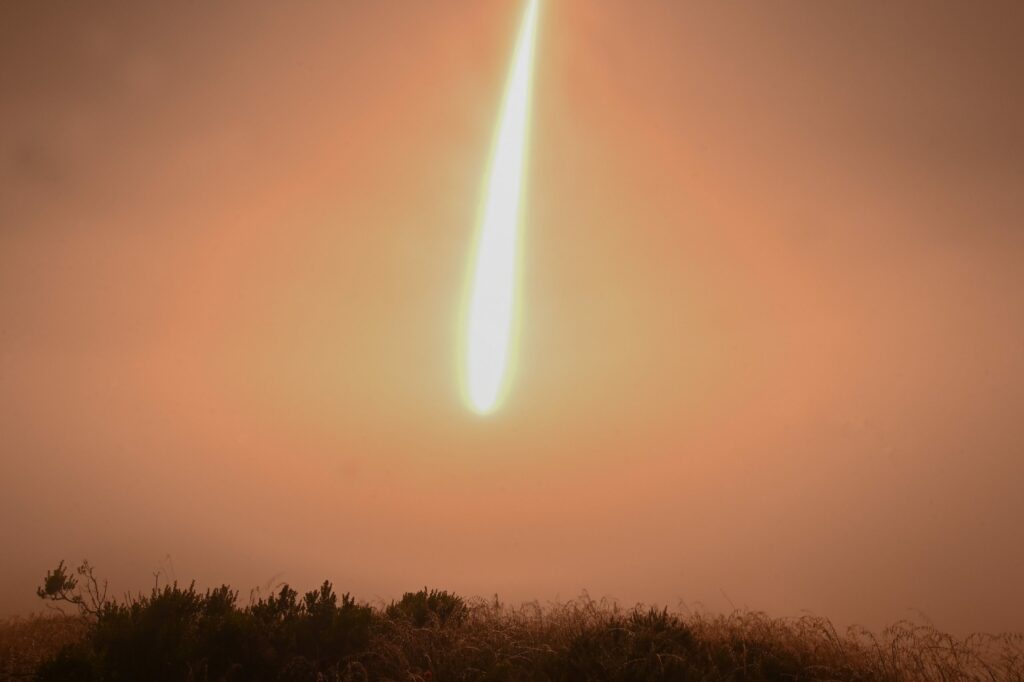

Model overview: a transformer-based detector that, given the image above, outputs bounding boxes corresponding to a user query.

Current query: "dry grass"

[2,596,1022,681]
[354,597,1024,681]
[0,613,89,680]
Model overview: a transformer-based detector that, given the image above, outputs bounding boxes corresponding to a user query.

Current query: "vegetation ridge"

[1,560,1020,681]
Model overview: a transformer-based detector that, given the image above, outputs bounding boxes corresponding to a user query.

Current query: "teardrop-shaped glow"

[463,0,541,415]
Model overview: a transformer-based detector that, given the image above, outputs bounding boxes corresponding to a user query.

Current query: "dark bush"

[36,562,373,681]
[385,587,467,628]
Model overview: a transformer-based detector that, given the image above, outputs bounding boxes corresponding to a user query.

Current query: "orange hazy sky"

[2,1,1023,634]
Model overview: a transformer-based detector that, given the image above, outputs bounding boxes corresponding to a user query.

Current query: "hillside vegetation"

[1,560,1021,681]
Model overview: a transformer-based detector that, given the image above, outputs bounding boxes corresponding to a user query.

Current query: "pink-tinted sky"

[2,1,1023,634]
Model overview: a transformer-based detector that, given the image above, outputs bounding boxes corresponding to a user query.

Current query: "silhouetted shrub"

[385,587,467,627]
[36,560,108,618]
[34,562,372,681]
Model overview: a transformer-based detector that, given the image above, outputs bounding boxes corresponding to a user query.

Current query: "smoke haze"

[2,1,1023,634]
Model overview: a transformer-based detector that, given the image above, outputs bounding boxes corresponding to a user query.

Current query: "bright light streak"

[462,0,541,415]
